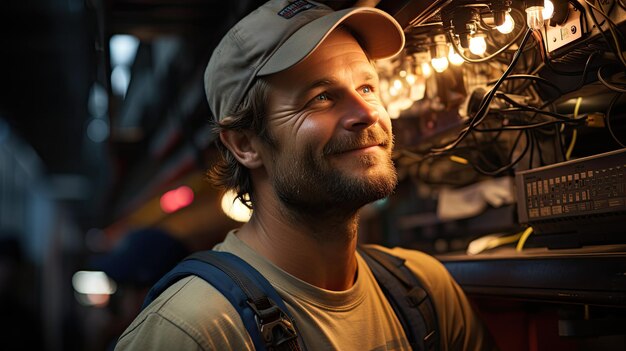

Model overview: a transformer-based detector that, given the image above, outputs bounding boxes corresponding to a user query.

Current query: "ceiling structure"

[0,0,426,244]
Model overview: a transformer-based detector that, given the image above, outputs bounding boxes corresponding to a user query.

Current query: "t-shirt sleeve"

[387,247,498,351]
[115,312,204,351]
[114,276,255,351]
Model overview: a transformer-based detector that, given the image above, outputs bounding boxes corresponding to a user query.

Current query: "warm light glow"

[160,185,194,213]
[221,190,252,222]
[420,62,432,78]
[393,79,403,90]
[543,0,554,19]
[448,46,464,65]
[469,35,487,55]
[389,86,399,97]
[431,57,449,73]
[525,6,545,30]
[496,13,515,34]
[405,73,417,85]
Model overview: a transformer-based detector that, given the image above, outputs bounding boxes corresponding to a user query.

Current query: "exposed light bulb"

[448,45,464,65]
[525,6,544,30]
[406,73,417,85]
[389,85,399,97]
[393,78,403,90]
[431,57,449,73]
[496,13,515,34]
[543,0,554,19]
[469,34,487,56]
[420,62,432,78]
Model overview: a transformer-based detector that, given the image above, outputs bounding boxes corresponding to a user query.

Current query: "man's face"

[260,28,397,213]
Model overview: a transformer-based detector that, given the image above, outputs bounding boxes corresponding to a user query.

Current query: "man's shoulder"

[116,275,247,350]
[362,244,453,290]
[363,244,444,268]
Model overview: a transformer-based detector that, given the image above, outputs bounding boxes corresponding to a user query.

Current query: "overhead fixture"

[448,45,464,66]
[496,13,516,34]
[430,33,449,73]
[525,0,545,30]
[543,0,555,19]
[420,62,433,78]
[469,33,487,56]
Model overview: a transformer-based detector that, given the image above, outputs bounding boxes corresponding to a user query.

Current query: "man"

[115,1,496,350]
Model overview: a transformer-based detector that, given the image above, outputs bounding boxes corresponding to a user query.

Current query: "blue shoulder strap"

[358,245,441,351]
[142,250,304,351]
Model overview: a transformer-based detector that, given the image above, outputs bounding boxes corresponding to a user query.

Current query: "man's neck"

[235,201,360,291]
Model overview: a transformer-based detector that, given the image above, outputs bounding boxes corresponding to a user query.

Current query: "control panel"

[516,148,626,247]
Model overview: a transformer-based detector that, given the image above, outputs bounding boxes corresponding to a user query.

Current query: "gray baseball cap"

[204,0,405,122]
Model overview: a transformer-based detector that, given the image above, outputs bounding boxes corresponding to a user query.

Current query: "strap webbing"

[359,246,441,351]
[143,251,304,351]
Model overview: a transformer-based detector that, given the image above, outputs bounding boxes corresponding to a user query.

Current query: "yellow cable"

[516,227,534,252]
[566,97,582,161]
[450,155,469,165]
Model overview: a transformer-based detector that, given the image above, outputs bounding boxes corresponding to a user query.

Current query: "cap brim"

[258,7,404,76]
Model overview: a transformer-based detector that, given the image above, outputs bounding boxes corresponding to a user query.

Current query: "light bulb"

[420,62,432,78]
[406,73,417,85]
[393,78,403,90]
[389,85,399,97]
[525,6,544,30]
[543,0,554,19]
[448,45,464,65]
[496,13,515,34]
[469,34,487,56]
[431,57,449,73]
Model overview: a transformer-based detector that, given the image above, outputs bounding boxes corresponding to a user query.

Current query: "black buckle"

[247,300,298,348]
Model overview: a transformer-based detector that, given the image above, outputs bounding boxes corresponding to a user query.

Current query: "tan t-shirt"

[115,232,494,351]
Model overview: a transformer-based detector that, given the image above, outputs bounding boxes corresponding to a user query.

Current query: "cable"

[516,227,534,252]
[556,123,566,161]
[468,130,530,176]
[597,65,626,93]
[430,28,534,154]
[474,119,583,132]
[447,8,527,64]
[489,74,565,96]
[565,97,583,160]
[606,93,626,147]
[584,0,626,68]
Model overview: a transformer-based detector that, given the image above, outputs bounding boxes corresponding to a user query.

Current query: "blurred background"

[1,0,625,350]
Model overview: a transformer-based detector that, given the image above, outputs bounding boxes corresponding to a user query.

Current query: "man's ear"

[219,130,264,169]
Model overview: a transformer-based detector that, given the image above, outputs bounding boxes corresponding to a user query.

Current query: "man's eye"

[315,92,329,101]
[361,85,374,94]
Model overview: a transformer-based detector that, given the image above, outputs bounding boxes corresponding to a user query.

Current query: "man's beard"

[270,128,398,216]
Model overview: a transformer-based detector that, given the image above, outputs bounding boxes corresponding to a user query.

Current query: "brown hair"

[206,78,275,208]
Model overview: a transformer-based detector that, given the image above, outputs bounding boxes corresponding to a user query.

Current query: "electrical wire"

[597,65,626,93]
[473,119,583,132]
[606,93,626,147]
[468,130,530,176]
[584,0,626,68]
[516,227,534,252]
[489,74,565,96]
[447,8,526,64]
[430,28,534,154]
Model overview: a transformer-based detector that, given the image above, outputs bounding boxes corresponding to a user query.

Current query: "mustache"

[323,128,393,155]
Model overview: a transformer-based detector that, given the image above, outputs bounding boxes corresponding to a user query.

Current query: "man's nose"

[341,90,380,131]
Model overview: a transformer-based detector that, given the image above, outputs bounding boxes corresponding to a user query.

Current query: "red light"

[160,186,194,213]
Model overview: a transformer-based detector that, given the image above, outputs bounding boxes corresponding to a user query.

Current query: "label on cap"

[278,0,316,19]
